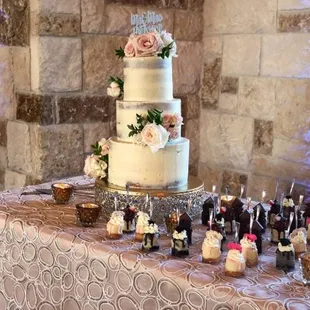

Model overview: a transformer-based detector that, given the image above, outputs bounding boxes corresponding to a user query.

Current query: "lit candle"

[53,183,72,189]
[261,190,266,202]
[247,197,252,210]
[299,195,304,206]
[240,184,245,198]
[212,185,216,196]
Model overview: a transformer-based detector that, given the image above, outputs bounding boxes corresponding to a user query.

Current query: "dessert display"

[202,230,223,263]
[123,205,136,233]
[142,220,160,251]
[290,228,307,259]
[202,197,215,226]
[179,211,193,245]
[225,242,246,278]
[107,211,125,239]
[135,211,150,241]
[253,203,267,233]
[276,238,295,272]
[240,234,258,267]
[171,226,189,257]
[268,199,281,226]
[271,215,287,243]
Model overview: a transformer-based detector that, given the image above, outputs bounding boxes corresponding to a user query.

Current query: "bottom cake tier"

[108,137,189,189]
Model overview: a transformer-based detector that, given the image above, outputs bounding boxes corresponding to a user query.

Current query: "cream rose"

[107,81,121,98]
[141,123,170,153]
[160,30,177,57]
[98,138,110,156]
[135,32,164,57]
[124,41,135,57]
[84,155,107,178]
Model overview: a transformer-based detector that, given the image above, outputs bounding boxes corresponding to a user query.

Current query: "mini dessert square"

[271,215,286,244]
[135,211,150,241]
[240,234,258,267]
[290,228,307,259]
[107,211,125,239]
[171,226,189,257]
[268,199,281,226]
[142,220,160,251]
[276,238,295,272]
[202,230,223,263]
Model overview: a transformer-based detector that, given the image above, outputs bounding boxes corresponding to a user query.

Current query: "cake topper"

[131,11,163,35]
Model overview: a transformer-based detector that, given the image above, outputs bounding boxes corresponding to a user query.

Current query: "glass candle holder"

[299,252,310,286]
[51,183,74,204]
[76,203,101,227]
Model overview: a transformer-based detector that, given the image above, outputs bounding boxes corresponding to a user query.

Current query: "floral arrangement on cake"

[116,30,177,59]
[84,138,110,179]
[127,108,183,152]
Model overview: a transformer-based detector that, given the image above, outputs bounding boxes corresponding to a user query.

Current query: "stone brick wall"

[200,0,310,202]
[0,0,203,188]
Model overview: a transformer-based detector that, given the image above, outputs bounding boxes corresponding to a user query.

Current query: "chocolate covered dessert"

[179,211,193,245]
[171,226,189,257]
[201,197,215,226]
[142,220,160,251]
[268,199,281,226]
[123,205,136,233]
[271,215,287,244]
[276,238,295,272]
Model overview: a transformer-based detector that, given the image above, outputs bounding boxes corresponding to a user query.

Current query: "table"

[0,176,308,310]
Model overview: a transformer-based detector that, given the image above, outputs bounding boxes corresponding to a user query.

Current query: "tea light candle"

[261,190,266,202]
[80,203,99,208]
[240,184,245,198]
[299,195,304,206]
[212,185,216,195]
[53,183,72,189]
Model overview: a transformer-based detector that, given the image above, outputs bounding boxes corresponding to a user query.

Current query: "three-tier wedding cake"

[85,12,190,191]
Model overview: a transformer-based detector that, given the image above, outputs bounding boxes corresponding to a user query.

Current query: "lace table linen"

[0,176,308,310]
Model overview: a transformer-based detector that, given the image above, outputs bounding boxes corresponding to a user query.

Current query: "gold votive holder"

[164,212,179,236]
[220,195,235,208]
[51,183,74,204]
[299,252,310,286]
[76,203,101,227]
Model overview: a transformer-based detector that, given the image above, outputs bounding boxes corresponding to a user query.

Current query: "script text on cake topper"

[131,11,163,34]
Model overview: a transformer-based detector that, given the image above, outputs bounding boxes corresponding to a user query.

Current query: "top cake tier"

[123,57,173,102]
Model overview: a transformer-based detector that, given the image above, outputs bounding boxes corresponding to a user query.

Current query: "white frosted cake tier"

[108,137,190,189]
[123,57,173,102]
[116,99,181,142]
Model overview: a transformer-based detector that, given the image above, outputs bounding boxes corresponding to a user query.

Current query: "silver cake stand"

[95,176,204,223]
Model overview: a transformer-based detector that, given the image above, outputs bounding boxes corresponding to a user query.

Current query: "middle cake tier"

[108,137,190,189]
[116,99,181,142]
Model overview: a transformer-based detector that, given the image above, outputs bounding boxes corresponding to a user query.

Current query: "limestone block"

[278,10,310,32]
[278,0,310,10]
[221,170,248,197]
[251,155,310,183]
[4,169,27,189]
[188,0,204,10]
[273,138,310,165]
[0,146,7,170]
[218,94,238,113]
[7,121,32,175]
[137,7,174,34]
[221,77,238,94]
[0,119,7,147]
[56,95,109,124]
[179,93,200,120]
[274,79,310,141]
[201,56,222,109]
[222,35,261,76]
[30,0,80,14]
[253,120,274,156]
[83,123,111,153]
[204,0,277,34]
[261,34,310,77]
[238,77,276,121]
[106,5,136,35]
[31,37,82,92]
[0,47,15,119]
[31,124,84,180]
[200,110,254,170]
[198,163,223,193]
[173,41,203,95]
[175,11,203,41]
[83,35,127,92]
[81,0,106,33]
[11,47,30,91]
[204,36,223,55]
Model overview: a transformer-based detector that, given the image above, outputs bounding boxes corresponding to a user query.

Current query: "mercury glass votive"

[51,183,74,204]
[76,203,101,227]
[299,252,310,286]
[220,195,235,208]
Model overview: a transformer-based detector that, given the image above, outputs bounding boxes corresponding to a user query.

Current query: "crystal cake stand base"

[95,176,204,223]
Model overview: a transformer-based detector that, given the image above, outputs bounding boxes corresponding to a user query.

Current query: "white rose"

[141,123,170,153]
[107,81,121,98]
[98,138,110,156]
[84,155,107,178]
[160,30,177,57]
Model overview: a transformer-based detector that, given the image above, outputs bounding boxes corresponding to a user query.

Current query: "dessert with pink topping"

[225,242,246,277]
[240,234,258,267]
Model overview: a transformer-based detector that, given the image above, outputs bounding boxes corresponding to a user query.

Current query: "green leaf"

[157,41,174,59]
[115,47,125,59]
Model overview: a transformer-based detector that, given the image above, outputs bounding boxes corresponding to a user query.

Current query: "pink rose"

[168,128,179,140]
[170,113,183,126]
[162,114,172,130]
[135,32,164,57]
[124,41,136,57]
[98,138,110,156]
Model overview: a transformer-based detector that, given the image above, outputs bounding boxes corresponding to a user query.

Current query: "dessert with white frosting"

[202,230,223,263]
[240,234,258,267]
[107,211,125,239]
[171,226,189,257]
[290,228,307,259]
[276,238,295,271]
[225,242,245,277]
[282,196,294,221]
[135,211,150,241]
[142,220,160,251]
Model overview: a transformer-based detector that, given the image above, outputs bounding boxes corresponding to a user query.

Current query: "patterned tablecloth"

[0,176,308,310]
